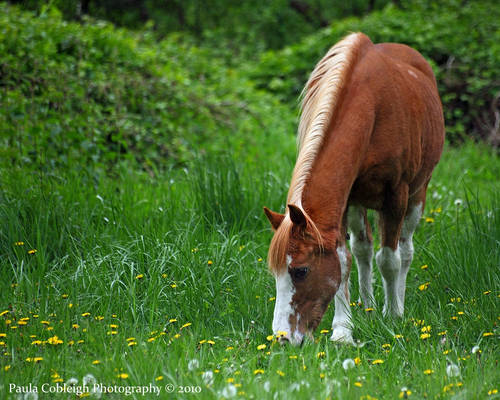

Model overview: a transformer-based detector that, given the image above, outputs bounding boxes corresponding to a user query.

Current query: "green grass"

[1,142,499,399]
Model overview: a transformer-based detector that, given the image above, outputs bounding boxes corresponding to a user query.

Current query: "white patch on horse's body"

[272,254,304,345]
[408,69,418,78]
[376,246,403,317]
[398,202,423,308]
[347,205,374,307]
[330,245,354,344]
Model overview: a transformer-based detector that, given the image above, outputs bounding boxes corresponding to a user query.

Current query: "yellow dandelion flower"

[173,334,180,339]
[320,373,325,379]
[317,352,326,358]
[425,217,434,223]
[207,340,215,345]
[92,360,100,365]
[147,337,156,342]
[488,389,498,395]
[81,312,90,317]
[253,369,264,375]
[276,331,287,338]
[483,290,491,295]
[457,311,464,315]
[258,258,263,262]
[18,320,27,326]
[0,310,9,317]
[372,359,384,365]
[117,373,128,379]
[109,324,118,329]
[207,260,213,265]
[169,319,177,323]
[128,341,137,347]
[26,357,43,363]
[5,365,11,371]
[320,329,330,334]
[399,388,412,398]
[48,336,63,345]
[155,376,163,381]
[268,297,276,302]
[77,340,84,344]
[354,357,361,365]
[170,284,177,288]
[420,333,431,340]
[418,282,430,291]
[72,324,79,329]
[181,322,192,329]
[135,274,144,279]
[443,350,450,355]
[162,273,167,278]
[257,344,267,350]
[61,294,69,299]
[266,335,274,341]
[225,346,233,350]
[394,334,404,339]
[28,249,37,254]
[421,325,431,333]
[354,382,363,387]
[438,331,447,336]
[289,355,298,359]
[483,332,493,337]
[420,264,428,270]
[68,340,75,345]
[423,369,434,375]
[226,378,234,383]
[15,241,24,246]
[0,333,5,338]
[68,303,73,308]
[276,370,285,377]
[31,340,42,345]
[199,340,207,344]
[382,343,391,349]
[364,307,374,312]
[126,337,135,342]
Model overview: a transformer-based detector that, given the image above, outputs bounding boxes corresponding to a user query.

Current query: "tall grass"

[0,143,499,399]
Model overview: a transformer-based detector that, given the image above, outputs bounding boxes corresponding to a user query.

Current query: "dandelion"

[354,382,363,387]
[4,365,11,371]
[28,249,37,254]
[418,282,430,291]
[82,313,90,317]
[92,360,101,365]
[83,374,97,387]
[221,384,237,398]
[372,359,384,365]
[257,344,267,350]
[483,290,491,295]
[364,308,374,312]
[320,329,329,334]
[420,264,428,270]
[454,199,463,206]
[289,355,297,359]
[446,363,460,378]
[188,359,199,371]
[488,389,498,395]
[354,357,361,365]
[471,346,481,354]
[47,335,63,345]
[14,241,24,246]
[483,332,493,337]
[155,376,163,381]
[202,371,214,385]
[394,334,404,339]
[317,352,326,358]
[180,322,192,329]
[425,217,434,223]
[382,343,391,349]
[268,297,276,302]
[423,369,434,375]
[170,284,177,288]
[266,335,274,341]
[399,387,412,398]
[342,358,355,370]
[26,357,43,363]
[135,274,144,279]
[420,333,431,340]
[117,373,129,379]
[206,340,215,345]
[276,331,287,338]
[0,310,9,317]
[276,370,285,377]
[253,369,264,375]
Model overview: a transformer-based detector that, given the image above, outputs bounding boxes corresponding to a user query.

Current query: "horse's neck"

[301,107,372,232]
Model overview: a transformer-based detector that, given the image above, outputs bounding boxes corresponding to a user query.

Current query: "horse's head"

[264,204,342,346]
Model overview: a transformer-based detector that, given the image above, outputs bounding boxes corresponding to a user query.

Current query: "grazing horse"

[264,33,444,346]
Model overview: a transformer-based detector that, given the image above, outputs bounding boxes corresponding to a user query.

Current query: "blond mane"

[268,33,364,272]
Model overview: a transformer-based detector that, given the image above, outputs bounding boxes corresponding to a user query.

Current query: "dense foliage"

[250,0,500,145]
[0,4,295,173]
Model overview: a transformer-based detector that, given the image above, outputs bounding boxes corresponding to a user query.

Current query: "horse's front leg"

[330,244,354,344]
[376,186,408,317]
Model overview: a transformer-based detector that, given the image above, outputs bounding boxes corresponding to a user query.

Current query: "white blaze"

[272,255,304,345]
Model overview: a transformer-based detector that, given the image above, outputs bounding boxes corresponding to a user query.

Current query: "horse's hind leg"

[398,184,427,308]
[376,185,408,317]
[348,205,374,308]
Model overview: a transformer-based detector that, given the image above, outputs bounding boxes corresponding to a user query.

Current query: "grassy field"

[0,141,499,399]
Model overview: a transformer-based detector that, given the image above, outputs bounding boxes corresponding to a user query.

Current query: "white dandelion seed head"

[401,386,409,392]
[300,380,311,388]
[446,363,460,377]
[289,383,300,392]
[202,370,214,386]
[454,198,463,206]
[221,384,237,398]
[319,361,327,371]
[24,392,38,400]
[342,358,355,370]
[83,374,97,387]
[471,345,480,354]
[263,381,271,392]
[66,377,78,386]
[188,359,199,371]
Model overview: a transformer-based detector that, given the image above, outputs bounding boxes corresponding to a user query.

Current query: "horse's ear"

[288,204,307,228]
[263,207,285,231]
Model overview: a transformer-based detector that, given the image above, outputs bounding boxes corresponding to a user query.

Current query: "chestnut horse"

[264,33,444,345]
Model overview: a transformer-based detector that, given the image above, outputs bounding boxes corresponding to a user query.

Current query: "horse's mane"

[269,33,364,273]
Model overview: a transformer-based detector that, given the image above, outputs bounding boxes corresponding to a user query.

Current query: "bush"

[249,0,500,145]
[0,4,296,173]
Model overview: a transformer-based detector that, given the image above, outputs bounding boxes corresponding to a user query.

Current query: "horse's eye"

[290,267,309,281]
